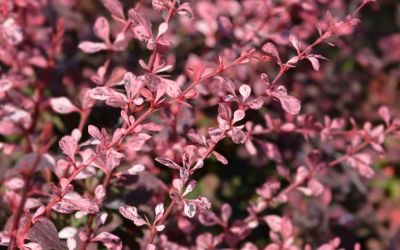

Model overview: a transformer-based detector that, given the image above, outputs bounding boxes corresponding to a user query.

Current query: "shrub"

[1,0,399,249]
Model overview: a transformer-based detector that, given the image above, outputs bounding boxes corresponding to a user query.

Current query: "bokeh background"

[1,0,400,249]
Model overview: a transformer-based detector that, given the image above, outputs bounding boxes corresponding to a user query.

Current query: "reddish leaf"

[271,86,301,115]
[177,2,193,19]
[0,79,12,92]
[101,0,125,20]
[288,34,301,54]
[307,56,320,71]
[50,97,79,114]
[119,205,147,226]
[78,41,108,53]
[378,106,391,126]
[28,218,63,250]
[264,215,282,232]
[262,42,281,63]
[92,232,122,250]
[155,157,181,169]
[239,84,251,101]
[59,135,78,160]
[198,210,220,226]
[94,17,110,43]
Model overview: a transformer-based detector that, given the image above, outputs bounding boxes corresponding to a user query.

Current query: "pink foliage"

[1,0,400,249]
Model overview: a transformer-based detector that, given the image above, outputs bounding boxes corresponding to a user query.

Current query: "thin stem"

[147,0,177,71]
[177,53,251,100]
[147,132,226,244]
[79,216,95,250]
[80,171,112,250]
[8,154,43,250]
[147,201,175,244]
[165,0,177,23]
[270,0,367,86]
[264,142,368,209]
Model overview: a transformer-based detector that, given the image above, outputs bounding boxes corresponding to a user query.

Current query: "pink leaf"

[309,179,325,196]
[256,179,280,199]
[155,157,181,169]
[152,0,169,11]
[230,127,247,144]
[50,97,79,114]
[88,125,102,140]
[2,18,23,45]
[112,32,129,51]
[141,122,162,131]
[0,79,12,92]
[78,41,108,53]
[198,210,220,226]
[347,153,374,178]
[180,167,189,183]
[183,202,197,218]
[218,103,232,122]
[32,206,46,223]
[155,82,167,102]
[94,17,110,43]
[125,164,145,175]
[129,9,153,43]
[23,243,42,250]
[89,87,113,100]
[119,205,147,226]
[378,106,391,125]
[272,87,301,115]
[280,123,295,132]
[154,203,164,223]
[245,140,257,155]
[261,73,270,86]
[298,179,324,197]
[157,22,168,38]
[101,0,125,20]
[288,34,301,54]
[221,203,232,223]
[317,238,341,250]
[58,227,77,239]
[247,98,264,110]
[216,76,236,95]
[28,56,48,68]
[232,110,245,124]
[241,243,258,250]
[4,177,25,190]
[264,215,282,232]
[196,233,214,249]
[59,136,78,160]
[166,81,181,98]
[191,197,211,210]
[95,185,106,202]
[183,180,197,196]
[307,56,320,71]
[134,25,152,42]
[53,192,99,214]
[92,232,122,250]
[239,84,251,101]
[218,16,234,36]
[146,244,156,250]
[176,2,193,19]
[123,72,142,100]
[262,42,281,63]
[212,151,228,165]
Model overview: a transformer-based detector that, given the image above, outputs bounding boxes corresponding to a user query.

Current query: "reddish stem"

[8,154,43,250]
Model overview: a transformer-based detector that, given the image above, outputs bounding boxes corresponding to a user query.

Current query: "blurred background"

[1,0,400,249]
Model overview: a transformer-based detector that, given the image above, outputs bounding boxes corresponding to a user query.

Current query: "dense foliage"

[1,0,400,249]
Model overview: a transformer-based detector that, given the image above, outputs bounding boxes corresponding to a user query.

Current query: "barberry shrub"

[1,0,399,249]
